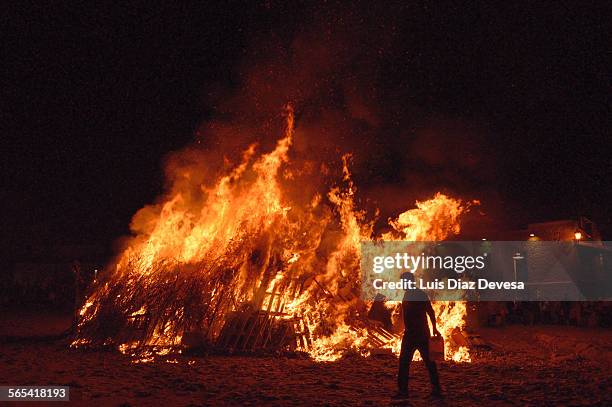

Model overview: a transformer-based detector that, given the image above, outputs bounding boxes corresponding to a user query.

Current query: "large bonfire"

[75,107,471,362]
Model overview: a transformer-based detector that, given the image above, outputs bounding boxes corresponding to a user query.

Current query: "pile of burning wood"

[74,108,472,362]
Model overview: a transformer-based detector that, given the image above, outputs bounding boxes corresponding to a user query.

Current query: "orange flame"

[76,107,472,363]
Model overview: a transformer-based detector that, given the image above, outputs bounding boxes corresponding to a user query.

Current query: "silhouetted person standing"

[395,272,441,400]
[71,260,84,333]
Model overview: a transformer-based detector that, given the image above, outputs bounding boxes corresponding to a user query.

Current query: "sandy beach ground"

[0,311,610,406]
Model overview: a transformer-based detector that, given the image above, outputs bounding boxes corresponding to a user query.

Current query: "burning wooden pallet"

[216,311,311,353]
[215,276,313,353]
[214,277,400,355]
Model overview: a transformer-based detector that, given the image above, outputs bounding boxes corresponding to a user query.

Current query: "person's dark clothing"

[402,288,433,340]
[398,335,440,393]
[397,288,440,394]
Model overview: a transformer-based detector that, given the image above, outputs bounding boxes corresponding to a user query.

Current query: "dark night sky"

[3,2,610,261]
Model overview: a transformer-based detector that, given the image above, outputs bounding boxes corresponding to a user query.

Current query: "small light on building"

[574,231,582,240]
[529,233,535,237]
[482,238,486,241]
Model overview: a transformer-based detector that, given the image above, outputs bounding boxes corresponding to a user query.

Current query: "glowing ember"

[74,106,473,363]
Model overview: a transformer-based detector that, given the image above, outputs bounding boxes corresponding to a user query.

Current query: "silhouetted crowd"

[486,301,612,328]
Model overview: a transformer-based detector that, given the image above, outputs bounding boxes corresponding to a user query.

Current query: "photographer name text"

[372,278,525,291]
